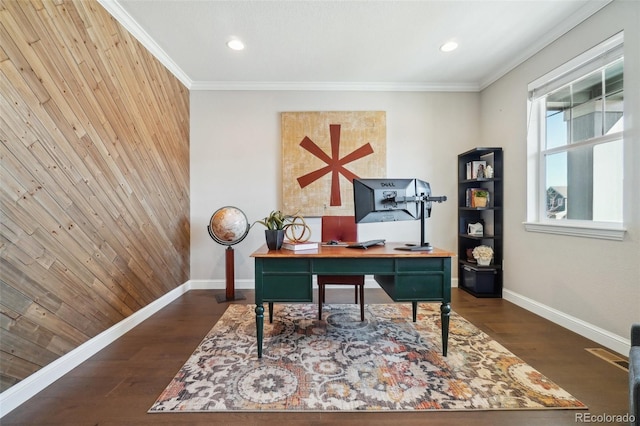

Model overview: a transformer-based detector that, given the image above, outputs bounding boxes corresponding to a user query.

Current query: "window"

[525,32,626,240]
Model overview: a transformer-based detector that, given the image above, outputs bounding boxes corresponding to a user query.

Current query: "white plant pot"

[477,258,491,266]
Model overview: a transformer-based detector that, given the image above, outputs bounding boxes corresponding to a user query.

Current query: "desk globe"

[207,206,249,302]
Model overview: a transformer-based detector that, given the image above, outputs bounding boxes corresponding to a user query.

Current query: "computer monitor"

[353,178,446,251]
[353,178,429,223]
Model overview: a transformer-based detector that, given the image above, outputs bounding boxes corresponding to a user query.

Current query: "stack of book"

[282,240,319,251]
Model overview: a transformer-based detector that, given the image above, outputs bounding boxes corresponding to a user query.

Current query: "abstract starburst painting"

[282,111,386,216]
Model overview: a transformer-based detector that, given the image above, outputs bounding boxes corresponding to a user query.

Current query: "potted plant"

[472,189,490,207]
[472,245,494,266]
[253,210,292,250]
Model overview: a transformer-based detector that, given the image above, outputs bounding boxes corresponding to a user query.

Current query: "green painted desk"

[251,243,454,358]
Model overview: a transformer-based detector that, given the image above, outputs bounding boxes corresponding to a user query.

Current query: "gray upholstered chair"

[631,324,640,426]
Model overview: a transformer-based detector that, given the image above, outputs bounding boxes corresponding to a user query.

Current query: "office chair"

[318,216,365,321]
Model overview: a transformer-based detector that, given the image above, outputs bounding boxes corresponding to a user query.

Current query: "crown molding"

[479,0,613,90]
[97,0,193,89]
[189,81,481,92]
[94,2,477,93]
[101,0,611,93]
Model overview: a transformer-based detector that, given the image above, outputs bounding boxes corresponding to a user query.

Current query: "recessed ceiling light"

[440,41,458,53]
[227,39,245,51]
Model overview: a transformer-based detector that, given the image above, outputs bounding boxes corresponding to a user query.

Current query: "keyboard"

[346,239,386,249]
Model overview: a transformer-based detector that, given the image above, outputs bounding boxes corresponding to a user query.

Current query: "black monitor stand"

[395,194,446,252]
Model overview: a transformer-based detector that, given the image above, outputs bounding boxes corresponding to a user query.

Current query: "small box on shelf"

[462,265,497,294]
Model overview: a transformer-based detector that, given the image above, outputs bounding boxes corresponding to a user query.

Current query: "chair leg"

[359,284,365,321]
[354,286,358,304]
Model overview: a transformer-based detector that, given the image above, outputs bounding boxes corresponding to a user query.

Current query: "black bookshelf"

[457,148,503,297]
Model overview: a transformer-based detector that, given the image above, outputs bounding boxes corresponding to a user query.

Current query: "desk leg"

[440,302,451,356]
[255,304,264,358]
[411,301,418,322]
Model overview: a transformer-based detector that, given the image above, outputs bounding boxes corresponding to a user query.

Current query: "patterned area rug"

[149,303,586,412]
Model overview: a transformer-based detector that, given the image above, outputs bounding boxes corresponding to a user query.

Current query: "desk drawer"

[312,258,394,274]
[262,258,310,273]
[396,275,445,299]
[262,274,312,301]
[396,258,446,272]
[376,274,445,301]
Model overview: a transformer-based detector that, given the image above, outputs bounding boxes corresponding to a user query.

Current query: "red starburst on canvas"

[296,124,374,206]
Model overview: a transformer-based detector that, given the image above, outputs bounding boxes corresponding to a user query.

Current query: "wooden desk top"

[251,243,455,258]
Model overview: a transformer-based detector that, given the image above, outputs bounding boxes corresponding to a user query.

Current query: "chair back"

[321,216,357,242]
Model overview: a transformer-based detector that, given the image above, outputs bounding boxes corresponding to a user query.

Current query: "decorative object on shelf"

[466,160,487,179]
[485,165,494,178]
[466,188,490,207]
[207,206,250,302]
[467,222,484,236]
[473,190,489,207]
[472,245,494,266]
[466,248,476,263]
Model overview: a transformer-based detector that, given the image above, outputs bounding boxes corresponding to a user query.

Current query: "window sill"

[523,222,626,241]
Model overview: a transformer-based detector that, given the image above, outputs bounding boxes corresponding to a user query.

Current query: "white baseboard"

[0,281,192,418]
[189,279,253,290]
[503,288,630,356]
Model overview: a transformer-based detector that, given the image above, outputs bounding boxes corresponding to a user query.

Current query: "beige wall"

[0,0,190,391]
[190,90,480,282]
[479,0,640,349]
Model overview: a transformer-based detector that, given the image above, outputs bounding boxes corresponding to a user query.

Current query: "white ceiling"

[101,0,611,91]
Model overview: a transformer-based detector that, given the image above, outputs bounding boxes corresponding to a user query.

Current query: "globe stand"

[207,206,250,304]
[215,246,246,303]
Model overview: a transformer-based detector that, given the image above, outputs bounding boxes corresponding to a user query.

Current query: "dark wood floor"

[2,288,629,426]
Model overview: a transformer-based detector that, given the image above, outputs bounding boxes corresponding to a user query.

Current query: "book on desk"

[281,240,320,251]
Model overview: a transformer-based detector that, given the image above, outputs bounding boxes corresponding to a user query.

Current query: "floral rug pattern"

[149,303,586,412]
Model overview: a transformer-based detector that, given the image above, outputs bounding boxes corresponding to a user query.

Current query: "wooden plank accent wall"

[0,0,190,392]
